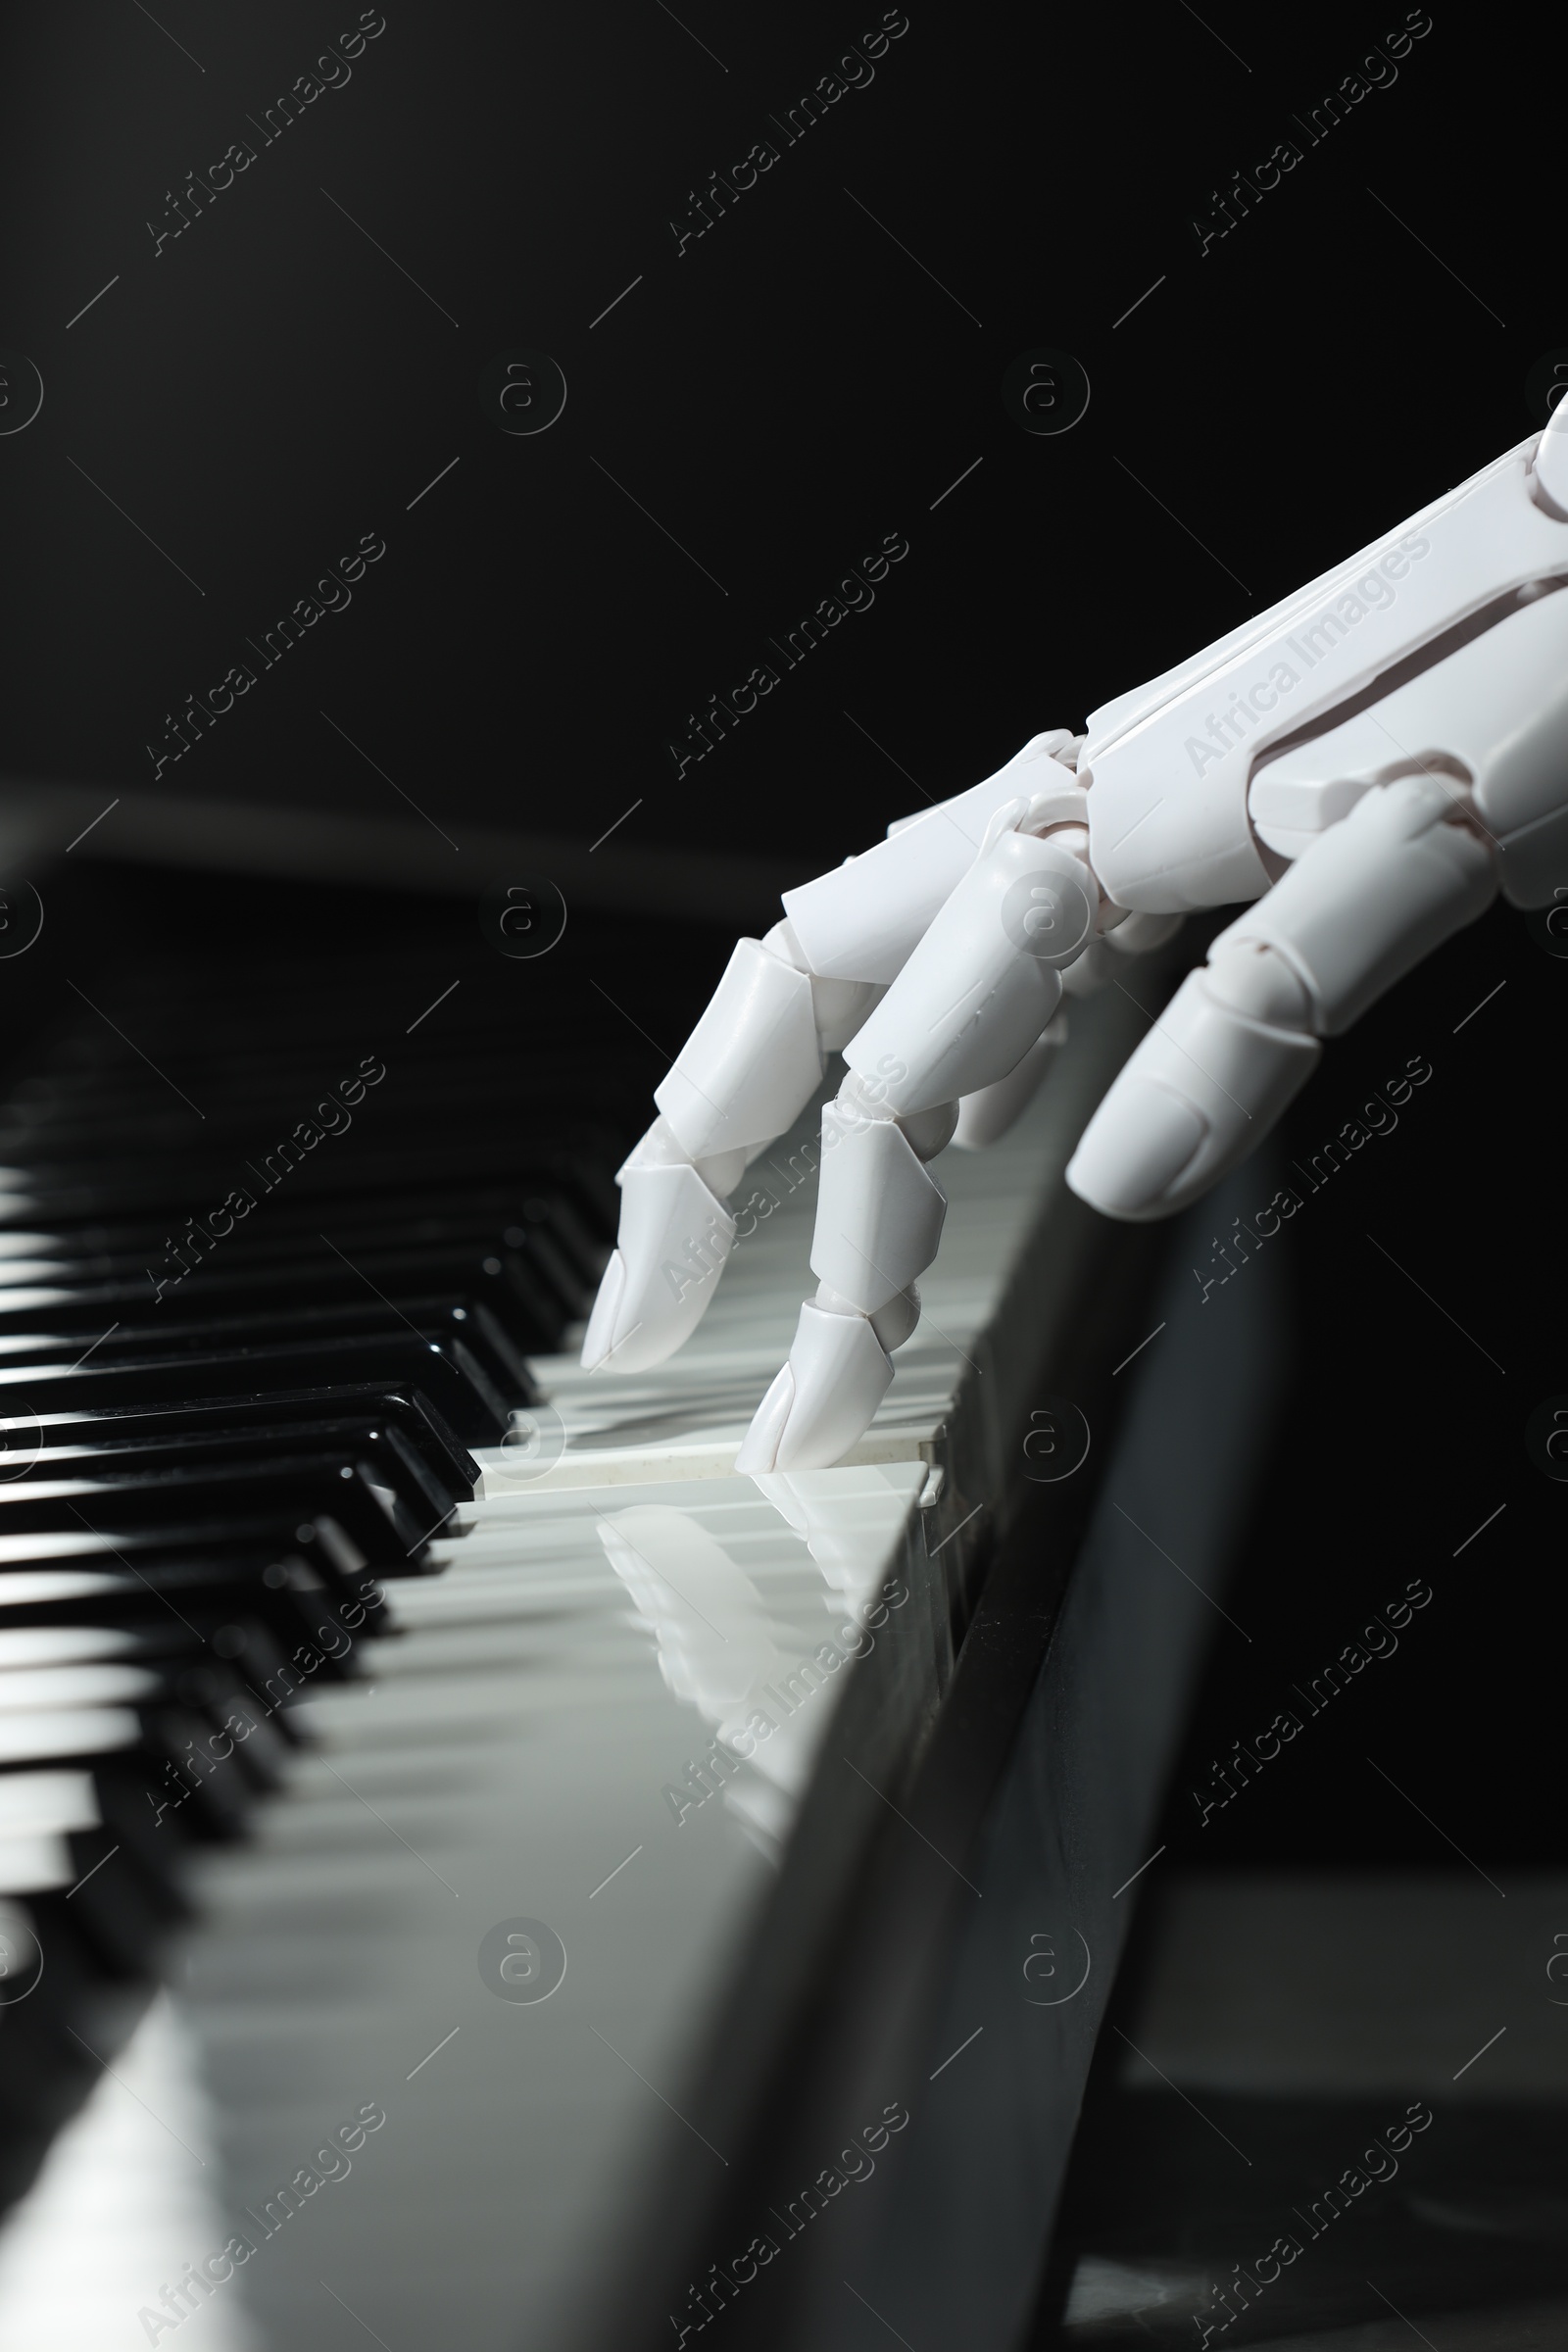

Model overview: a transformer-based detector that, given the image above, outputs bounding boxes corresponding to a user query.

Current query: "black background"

[0,0,1553,871]
[0,0,1562,1881]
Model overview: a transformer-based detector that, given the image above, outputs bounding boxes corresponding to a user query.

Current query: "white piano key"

[0,1768,100,1836]
[0,1832,74,1893]
[0,1994,256,2352]
[0,1664,161,1713]
[0,1627,138,1669]
[0,1572,123,1608]
[0,1709,140,1762]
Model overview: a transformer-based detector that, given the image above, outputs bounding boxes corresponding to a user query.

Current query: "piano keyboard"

[0,870,1277,2351]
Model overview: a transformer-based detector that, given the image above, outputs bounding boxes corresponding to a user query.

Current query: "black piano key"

[86,1749,213,1902]
[0,1699,270,1847]
[0,1455,436,1565]
[0,1291,532,1395]
[0,1550,390,1679]
[0,1255,561,1369]
[0,1386,479,1501]
[0,1609,344,1767]
[0,1140,619,1245]
[0,1415,464,1531]
[0,1213,606,1345]
[0,1496,415,1586]
[0,1331,514,1444]
[142,1705,270,1841]
[0,1902,139,2188]
[206,1612,335,1739]
[0,1624,296,1785]
[56,1833,184,1979]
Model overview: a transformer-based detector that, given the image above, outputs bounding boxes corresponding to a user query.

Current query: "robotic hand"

[582,407,1568,1471]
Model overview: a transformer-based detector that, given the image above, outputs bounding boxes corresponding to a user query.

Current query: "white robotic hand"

[583,405,1568,1469]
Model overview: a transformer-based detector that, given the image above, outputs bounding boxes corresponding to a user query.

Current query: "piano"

[0,853,1286,2350]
